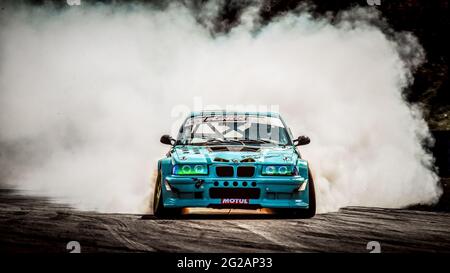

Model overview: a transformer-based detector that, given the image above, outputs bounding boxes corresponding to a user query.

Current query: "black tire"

[278,167,316,219]
[299,168,316,218]
[153,171,182,219]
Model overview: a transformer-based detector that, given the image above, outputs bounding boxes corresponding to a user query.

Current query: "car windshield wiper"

[182,138,279,146]
[196,138,245,146]
[240,139,278,145]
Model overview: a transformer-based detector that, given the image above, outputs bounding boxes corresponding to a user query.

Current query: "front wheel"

[278,168,316,219]
[153,171,182,219]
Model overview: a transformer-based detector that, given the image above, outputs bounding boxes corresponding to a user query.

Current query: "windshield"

[177,114,292,146]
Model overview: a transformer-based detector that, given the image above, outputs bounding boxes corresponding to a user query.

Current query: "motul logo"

[221,198,249,204]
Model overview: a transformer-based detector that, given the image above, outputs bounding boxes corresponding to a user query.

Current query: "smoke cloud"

[0,1,441,213]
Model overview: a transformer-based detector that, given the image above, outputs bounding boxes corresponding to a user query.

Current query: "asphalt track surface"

[0,188,449,253]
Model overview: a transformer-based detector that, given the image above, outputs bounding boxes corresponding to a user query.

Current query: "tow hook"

[193,178,205,189]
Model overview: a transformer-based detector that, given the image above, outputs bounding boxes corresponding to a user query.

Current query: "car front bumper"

[162,175,310,209]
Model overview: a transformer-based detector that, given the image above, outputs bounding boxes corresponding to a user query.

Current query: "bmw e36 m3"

[153,111,316,218]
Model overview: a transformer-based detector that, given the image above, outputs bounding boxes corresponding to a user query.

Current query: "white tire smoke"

[0,2,441,213]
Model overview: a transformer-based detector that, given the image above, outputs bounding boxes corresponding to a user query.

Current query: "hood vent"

[214,157,230,162]
[241,158,256,163]
[209,146,230,152]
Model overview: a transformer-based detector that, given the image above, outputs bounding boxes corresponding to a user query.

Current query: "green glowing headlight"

[262,165,295,176]
[173,165,208,175]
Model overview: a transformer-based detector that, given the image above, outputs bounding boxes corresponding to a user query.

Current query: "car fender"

[158,158,173,178]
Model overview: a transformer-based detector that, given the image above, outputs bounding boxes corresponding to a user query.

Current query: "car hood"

[172,145,299,165]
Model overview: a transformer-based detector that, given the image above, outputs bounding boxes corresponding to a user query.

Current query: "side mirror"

[294,135,310,146]
[160,134,175,145]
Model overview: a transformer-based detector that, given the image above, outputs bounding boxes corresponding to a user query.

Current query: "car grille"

[209,188,260,199]
[237,166,255,177]
[215,166,256,177]
[216,166,234,177]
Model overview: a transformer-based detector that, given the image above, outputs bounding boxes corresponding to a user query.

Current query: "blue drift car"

[153,111,316,218]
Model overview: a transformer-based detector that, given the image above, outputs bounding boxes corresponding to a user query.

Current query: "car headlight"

[262,165,296,176]
[173,164,208,175]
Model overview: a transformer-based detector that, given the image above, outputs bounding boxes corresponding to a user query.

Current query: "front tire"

[297,170,316,218]
[153,171,182,219]
[278,167,316,219]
